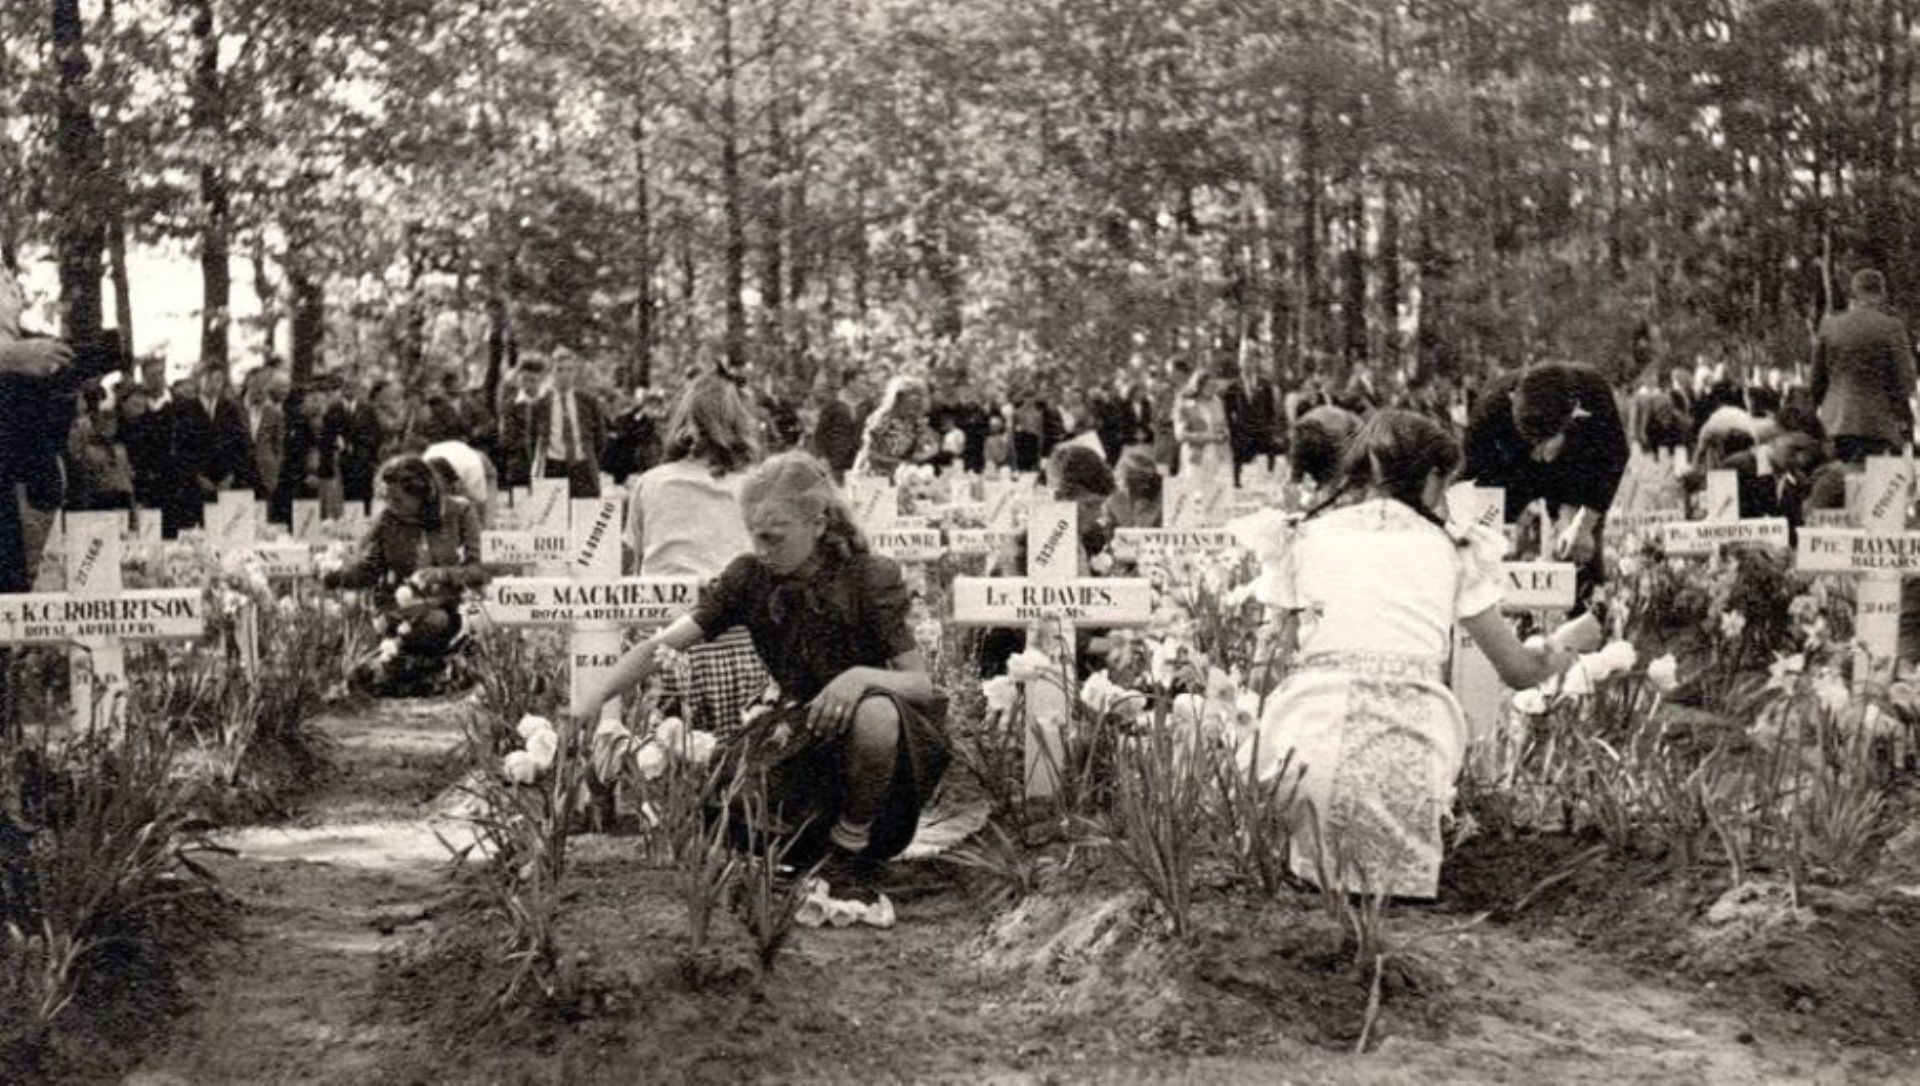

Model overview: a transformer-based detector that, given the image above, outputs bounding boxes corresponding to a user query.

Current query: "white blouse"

[1248,499,1504,662]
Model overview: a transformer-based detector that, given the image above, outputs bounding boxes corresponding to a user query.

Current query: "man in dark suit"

[166,363,256,535]
[497,358,545,489]
[323,374,384,509]
[533,349,605,498]
[1464,362,1630,610]
[1812,268,1917,463]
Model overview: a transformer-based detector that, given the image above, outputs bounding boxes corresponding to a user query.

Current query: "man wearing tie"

[532,349,605,498]
[167,363,256,535]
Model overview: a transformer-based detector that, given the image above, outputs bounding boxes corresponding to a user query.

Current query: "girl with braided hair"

[1239,409,1576,899]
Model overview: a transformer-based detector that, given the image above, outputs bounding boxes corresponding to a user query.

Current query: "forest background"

[2,0,1914,398]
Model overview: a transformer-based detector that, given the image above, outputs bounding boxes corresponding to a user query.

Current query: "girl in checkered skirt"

[626,374,771,739]
[579,451,950,870]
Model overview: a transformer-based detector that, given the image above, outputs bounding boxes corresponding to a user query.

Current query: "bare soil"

[76,696,1917,1084]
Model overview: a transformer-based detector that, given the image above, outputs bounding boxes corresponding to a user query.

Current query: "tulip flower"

[1647,653,1680,693]
[502,750,540,784]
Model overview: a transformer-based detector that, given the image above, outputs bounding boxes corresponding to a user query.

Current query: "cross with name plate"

[1794,455,1918,677]
[480,477,572,572]
[951,501,1155,797]
[482,495,699,724]
[1444,485,1579,753]
[1660,469,1790,557]
[0,510,205,730]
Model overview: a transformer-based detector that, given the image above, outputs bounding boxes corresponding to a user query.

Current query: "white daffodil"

[1812,675,1850,718]
[525,727,559,771]
[654,715,687,753]
[1588,640,1638,680]
[1005,648,1055,683]
[1079,670,1140,719]
[1718,610,1747,641]
[684,730,718,767]
[517,714,555,742]
[1647,653,1680,693]
[1512,687,1549,716]
[632,741,668,781]
[1089,551,1114,575]
[394,584,418,608]
[980,674,1019,714]
[502,750,540,784]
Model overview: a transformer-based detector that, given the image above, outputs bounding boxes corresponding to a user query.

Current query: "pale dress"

[1244,499,1504,899]
[628,458,769,737]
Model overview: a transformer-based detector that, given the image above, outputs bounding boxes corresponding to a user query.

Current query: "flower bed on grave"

[372,499,1920,1080]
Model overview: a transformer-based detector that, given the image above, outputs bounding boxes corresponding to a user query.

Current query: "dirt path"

[112,697,1899,1085]
[122,698,471,1086]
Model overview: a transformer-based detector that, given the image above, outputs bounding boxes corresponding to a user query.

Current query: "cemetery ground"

[11,478,1920,1083]
[27,682,1918,1084]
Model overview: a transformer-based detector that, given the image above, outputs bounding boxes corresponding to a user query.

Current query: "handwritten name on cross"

[480,477,572,573]
[1795,455,1917,677]
[483,496,699,724]
[0,511,205,730]
[1165,472,1229,529]
[951,501,1154,797]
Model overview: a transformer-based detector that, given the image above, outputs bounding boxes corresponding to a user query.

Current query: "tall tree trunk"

[52,0,106,339]
[718,0,747,372]
[1297,96,1323,364]
[191,0,230,371]
[631,112,653,390]
[251,232,280,365]
[108,209,133,372]
[1380,179,1402,370]
[1340,173,1367,366]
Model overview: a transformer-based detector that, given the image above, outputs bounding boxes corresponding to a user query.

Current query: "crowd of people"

[7,257,1915,905]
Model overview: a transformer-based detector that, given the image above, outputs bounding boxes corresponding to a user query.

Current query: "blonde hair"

[739,451,869,563]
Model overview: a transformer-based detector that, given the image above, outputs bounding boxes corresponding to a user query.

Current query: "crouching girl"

[573,451,949,877]
[1240,410,1578,900]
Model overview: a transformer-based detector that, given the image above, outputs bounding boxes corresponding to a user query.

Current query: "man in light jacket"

[1812,268,1917,463]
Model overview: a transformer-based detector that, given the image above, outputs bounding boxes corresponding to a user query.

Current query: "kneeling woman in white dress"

[1240,410,1578,899]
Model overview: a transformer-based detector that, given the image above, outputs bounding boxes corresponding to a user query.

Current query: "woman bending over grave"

[576,450,950,884]
[324,454,486,695]
[625,374,770,739]
[1241,410,1578,900]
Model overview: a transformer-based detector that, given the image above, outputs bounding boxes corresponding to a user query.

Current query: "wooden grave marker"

[0,511,205,730]
[1795,455,1917,677]
[951,501,1155,797]
[483,496,699,724]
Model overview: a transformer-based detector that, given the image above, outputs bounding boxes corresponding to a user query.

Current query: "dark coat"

[810,398,862,475]
[1812,302,1917,445]
[325,400,385,503]
[1463,364,1631,520]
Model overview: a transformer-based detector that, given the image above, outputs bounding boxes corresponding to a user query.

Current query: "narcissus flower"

[525,727,559,771]
[981,675,1019,713]
[1006,648,1055,683]
[1647,653,1680,693]
[502,750,540,784]
[516,715,555,742]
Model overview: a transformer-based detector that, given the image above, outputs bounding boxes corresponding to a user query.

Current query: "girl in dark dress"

[575,451,949,870]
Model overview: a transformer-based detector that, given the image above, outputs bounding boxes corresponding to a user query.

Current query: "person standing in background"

[167,363,255,535]
[244,366,288,501]
[326,373,385,511]
[535,349,606,498]
[810,369,863,481]
[1812,268,1917,463]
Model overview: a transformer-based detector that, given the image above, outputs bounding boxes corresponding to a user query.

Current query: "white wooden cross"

[981,477,1031,532]
[482,495,700,724]
[868,526,945,592]
[0,510,205,730]
[1109,527,1240,574]
[1165,471,1230,529]
[291,499,323,541]
[1795,455,1916,678]
[847,476,901,535]
[951,501,1155,797]
[1661,469,1790,557]
[1444,485,1578,751]
[480,477,571,573]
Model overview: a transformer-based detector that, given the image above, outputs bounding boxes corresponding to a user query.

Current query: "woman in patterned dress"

[852,375,932,479]
[1239,410,1577,899]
